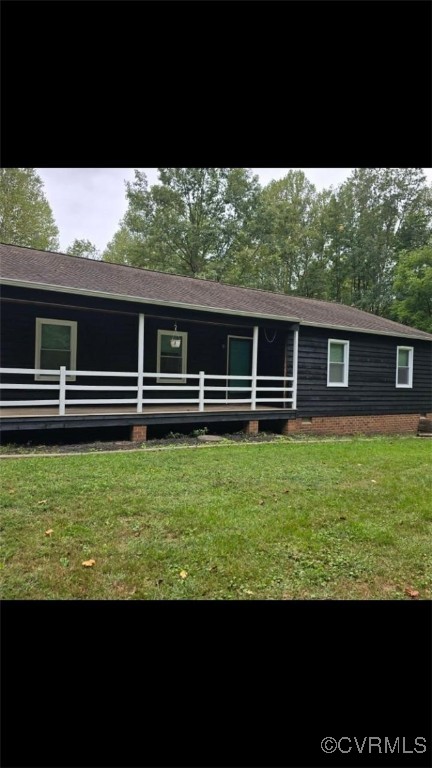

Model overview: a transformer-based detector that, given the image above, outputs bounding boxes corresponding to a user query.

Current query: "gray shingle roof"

[1,243,432,340]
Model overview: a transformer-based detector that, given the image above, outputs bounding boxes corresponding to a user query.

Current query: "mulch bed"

[0,431,282,455]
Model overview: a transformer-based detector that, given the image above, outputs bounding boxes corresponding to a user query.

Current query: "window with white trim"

[327,339,349,387]
[157,330,188,383]
[396,346,413,388]
[35,319,77,381]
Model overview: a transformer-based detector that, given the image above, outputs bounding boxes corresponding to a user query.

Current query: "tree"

[103,168,261,279]
[325,168,431,315]
[317,189,350,304]
[67,238,100,260]
[240,171,327,297]
[391,245,432,332]
[103,222,142,264]
[0,168,59,250]
[101,168,432,328]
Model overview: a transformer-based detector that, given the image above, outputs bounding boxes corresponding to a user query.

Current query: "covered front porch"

[0,305,299,437]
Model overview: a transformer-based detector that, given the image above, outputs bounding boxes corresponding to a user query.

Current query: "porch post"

[199,371,205,412]
[137,313,145,413]
[251,325,259,410]
[59,366,66,416]
[292,326,299,410]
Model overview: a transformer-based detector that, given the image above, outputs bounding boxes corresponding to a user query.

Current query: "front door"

[227,336,252,399]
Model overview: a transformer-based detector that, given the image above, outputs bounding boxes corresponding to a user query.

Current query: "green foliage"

[390,245,432,332]
[323,169,432,314]
[103,168,261,278]
[190,427,209,437]
[246,171,327,297]
[103,219,143,265]
[67,238,100,260]
[0,168,59,250]
[101,167,432,332]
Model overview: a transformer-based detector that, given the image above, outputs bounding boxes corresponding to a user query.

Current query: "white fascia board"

[300,319,432,341]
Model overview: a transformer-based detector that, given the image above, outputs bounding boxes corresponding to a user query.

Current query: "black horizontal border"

[2,600,431,768]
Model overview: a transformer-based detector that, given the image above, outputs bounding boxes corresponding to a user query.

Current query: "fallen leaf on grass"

[8,489,15,495]
[45,529,54,536]
[179,570,188,579]
[404,588,419,599]
[371,480,377,484]
[258,500,265,506]
[82,559,96,567]
[244,589,254,595]
[37,499,48,505]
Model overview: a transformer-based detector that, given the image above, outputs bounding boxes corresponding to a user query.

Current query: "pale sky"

[36,168,432,254]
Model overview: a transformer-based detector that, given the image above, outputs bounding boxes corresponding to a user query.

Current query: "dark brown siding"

[0,296,138,401]
[1,285,431,414]
[143,318,286,379]
[290,326,432,416]
[0,286,288,403]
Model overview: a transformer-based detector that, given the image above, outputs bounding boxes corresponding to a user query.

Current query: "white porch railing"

[0,368,296,416]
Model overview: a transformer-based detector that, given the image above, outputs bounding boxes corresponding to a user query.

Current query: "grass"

[1,437,431,600]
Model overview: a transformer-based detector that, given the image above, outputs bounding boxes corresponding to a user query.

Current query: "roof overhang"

[1,278,431,342]
[300,320,432,341]
[0,277,301,324]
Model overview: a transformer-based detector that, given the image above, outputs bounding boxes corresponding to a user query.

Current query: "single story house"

[0,243,431,440]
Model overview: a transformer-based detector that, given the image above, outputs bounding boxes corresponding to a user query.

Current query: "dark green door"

[227,337,252,398]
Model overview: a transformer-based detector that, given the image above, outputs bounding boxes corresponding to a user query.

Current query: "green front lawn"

[1,438,431,599]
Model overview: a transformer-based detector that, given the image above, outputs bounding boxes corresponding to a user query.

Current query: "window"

[327,339,349,387]
[396,346,413,388]
[157,330,188,383]
[35,319,77,381]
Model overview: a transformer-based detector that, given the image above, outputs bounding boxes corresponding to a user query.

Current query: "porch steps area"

[417,417,432,438]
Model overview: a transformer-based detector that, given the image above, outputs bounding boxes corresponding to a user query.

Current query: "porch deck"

[0,402,293,432]
[0,402,283,419]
